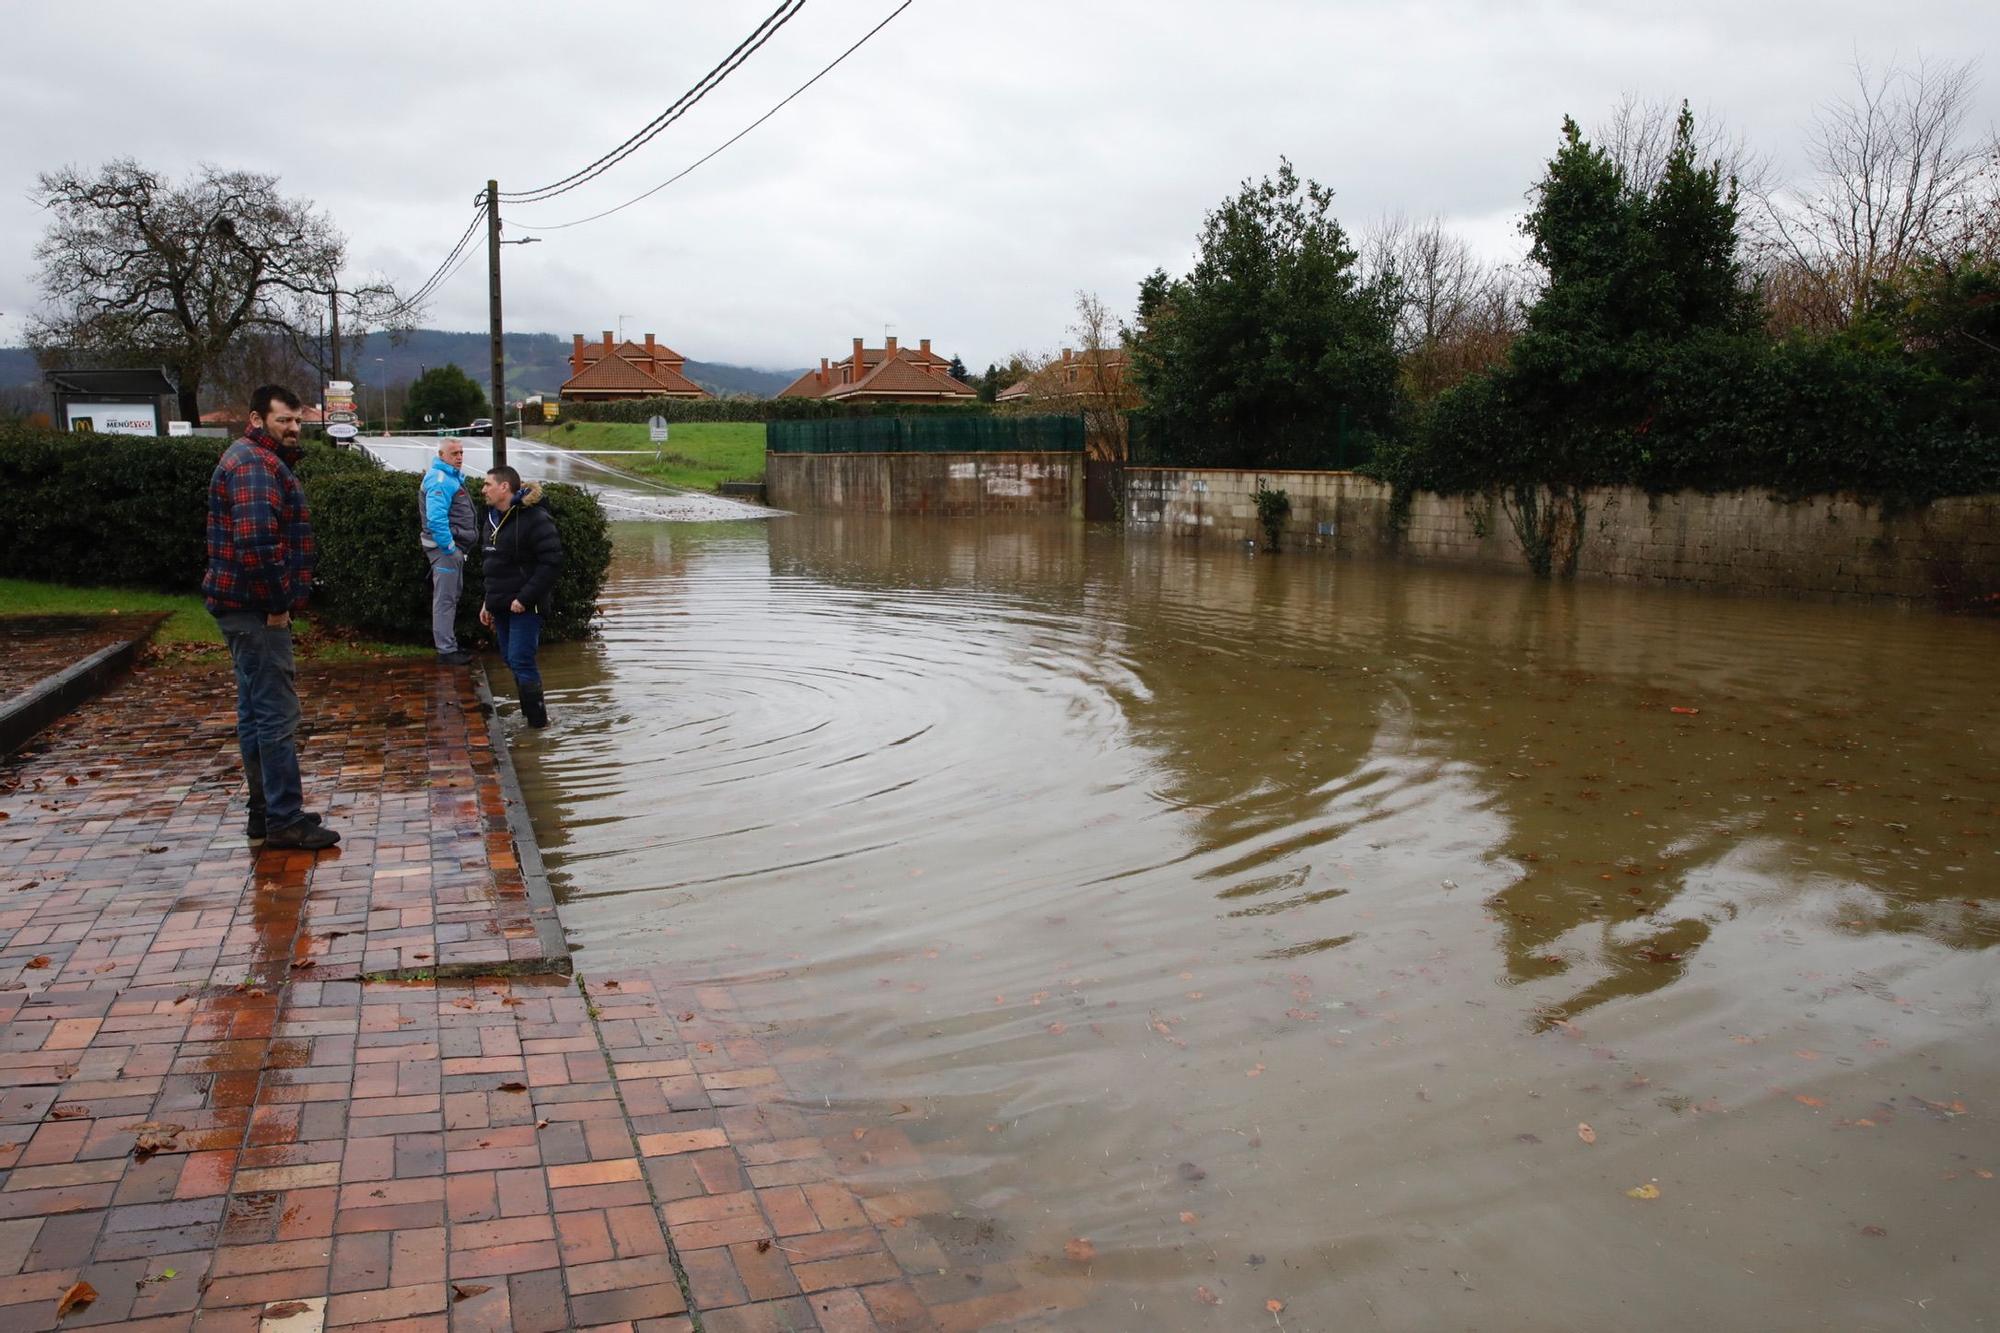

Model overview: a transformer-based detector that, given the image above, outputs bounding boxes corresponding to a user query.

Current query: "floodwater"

[358,436,782,521]
[513,515,1999,1332]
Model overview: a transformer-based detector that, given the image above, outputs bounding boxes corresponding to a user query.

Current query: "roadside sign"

[327,423,359,442]
[325,381,358,427]
[167,420,193,436]
[648,415,669,443]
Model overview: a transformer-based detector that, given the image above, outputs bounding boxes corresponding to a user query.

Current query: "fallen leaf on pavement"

[1577,1122,1597,1145]
[1179,1210,1198,1225]
[55,1281,95,1317]
[1194,1284,1221,1305]
[24,957,49,970]
[1860,1224,1887,1237]
[1794,1094,1826,1108]
[1267,1298,1286,1314]
[1064,1237,1096,1263]
[496,1081,527,1092]
[451,1283,492,1301]
[1625,1183,1660,1199]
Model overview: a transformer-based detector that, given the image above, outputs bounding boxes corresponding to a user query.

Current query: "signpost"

[649,414,669,463]
[324,380,358,441]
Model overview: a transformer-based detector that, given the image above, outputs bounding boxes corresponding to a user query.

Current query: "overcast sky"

[2,0,1994,372]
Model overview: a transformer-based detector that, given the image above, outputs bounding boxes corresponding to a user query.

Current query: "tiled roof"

[776,367,832,400]
[560,355,708,397]
[580,340,687,366]
[826,349,976,401]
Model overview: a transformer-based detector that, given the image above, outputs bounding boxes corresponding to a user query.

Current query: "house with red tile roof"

[996,347,1136,406]
[560,331,711,401]
[777,336,976,405]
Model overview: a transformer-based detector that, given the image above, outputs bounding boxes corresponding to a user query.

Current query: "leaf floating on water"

[1516,1133,1543,1145]
[1860,1224,1888,1237]
[1046,1021,1067,1036]
[1625,1183,1661,1199]
[1178,1161,1207,1183]
[1285,1008,1318,1021]
[1914,1096,1968,1118]
[1194,1284,1221,1306]
[1179,1210,1198,1225]
[1064,1237,1096,1264]
[1793,1094,1826,1108]
[1246,1063,1265,1078]
[1576,1122,1597,1145]
[1669,706,1701,716]
[1267,1298,1287,1314]
[55,1281,95,1317]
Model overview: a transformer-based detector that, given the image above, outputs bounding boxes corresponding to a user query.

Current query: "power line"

[512,0,913,233]
[382,203,488,319]
[500,1,807,205]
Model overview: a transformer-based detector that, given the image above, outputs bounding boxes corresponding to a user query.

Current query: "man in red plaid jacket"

[203,385,340,851]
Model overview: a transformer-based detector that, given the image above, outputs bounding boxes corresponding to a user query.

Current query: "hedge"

[312,470,610,643]
[557,395,994,424]
[0,427,610,643]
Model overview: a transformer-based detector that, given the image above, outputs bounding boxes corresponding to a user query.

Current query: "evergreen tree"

[1128,159,1400,468]
[403,364,489,430]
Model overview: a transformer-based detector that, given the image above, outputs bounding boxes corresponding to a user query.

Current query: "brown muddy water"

[512,515,1999,1332]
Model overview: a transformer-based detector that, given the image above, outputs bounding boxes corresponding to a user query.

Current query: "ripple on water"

[508,515,2000,1331]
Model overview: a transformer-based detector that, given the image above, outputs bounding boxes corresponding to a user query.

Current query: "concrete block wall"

[766,452,1083,519]
[1124,467,2000,608]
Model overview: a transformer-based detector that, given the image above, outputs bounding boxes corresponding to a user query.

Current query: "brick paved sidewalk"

[0,615,163,702]
[0,656,1060,1331]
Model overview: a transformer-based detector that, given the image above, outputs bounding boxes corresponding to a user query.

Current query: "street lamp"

[374,357,388,436]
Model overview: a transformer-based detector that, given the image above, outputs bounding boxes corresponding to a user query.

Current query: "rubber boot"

[518,681,549,729]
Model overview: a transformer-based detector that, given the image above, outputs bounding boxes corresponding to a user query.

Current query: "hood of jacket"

[518,481,545,507]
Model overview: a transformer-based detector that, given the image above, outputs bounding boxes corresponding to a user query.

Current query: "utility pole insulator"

[486,180,508,469]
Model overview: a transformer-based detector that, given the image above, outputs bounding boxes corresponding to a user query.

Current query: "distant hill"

[0,331,806,405]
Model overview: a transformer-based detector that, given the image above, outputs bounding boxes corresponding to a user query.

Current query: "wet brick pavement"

[0,615,163,702]
[0,654,1031,1331]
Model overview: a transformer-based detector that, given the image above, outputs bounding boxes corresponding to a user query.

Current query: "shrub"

[310,471,610,643]
[0,428,610,642]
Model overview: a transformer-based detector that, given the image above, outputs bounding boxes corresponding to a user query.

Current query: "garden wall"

[765,452,1083,518]
[1125,467,2000,608]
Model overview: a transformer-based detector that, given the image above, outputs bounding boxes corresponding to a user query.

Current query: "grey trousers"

[426,546,465,653]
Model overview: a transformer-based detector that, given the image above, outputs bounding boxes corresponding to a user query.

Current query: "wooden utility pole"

[328,292,342,380]
[486,180,507,468]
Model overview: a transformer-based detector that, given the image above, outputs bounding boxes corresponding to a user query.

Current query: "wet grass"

[529,421,766,489]
[0,578,431,661]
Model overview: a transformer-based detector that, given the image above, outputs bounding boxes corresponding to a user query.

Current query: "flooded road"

[359,436,783,521]
[513,515,1998,1331]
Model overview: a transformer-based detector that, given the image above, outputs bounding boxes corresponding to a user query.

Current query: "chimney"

[1062,347,1074,363]
[571,334,585,377]
[919,338,931,357]
[602,331,614,357]
[644,333,657,371]
[851,337,864,381]
[885,335,898,357]
[819,356,829,385]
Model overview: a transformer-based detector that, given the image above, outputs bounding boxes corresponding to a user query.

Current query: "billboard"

[65,402,159,437]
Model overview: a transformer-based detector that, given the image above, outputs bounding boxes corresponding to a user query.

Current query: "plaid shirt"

[202,429,317,614]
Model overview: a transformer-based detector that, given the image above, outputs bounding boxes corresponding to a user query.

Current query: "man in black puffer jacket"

[477,466,564,728]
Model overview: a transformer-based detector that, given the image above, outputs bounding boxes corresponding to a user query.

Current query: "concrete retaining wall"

[1125,467,2000,607]
[765,452,1083,518]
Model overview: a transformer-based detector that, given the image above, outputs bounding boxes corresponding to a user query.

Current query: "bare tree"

[1756,57,1989,329]
[1362,215,1524,402]
[1597,94,1772,198]
[28,159,407,422]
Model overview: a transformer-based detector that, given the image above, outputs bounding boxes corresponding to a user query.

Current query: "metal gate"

[1084,459,1123,522]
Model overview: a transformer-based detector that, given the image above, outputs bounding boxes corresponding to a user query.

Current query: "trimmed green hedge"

[559,395,991,424]
[0,428,610,643]
[312,471,610,643]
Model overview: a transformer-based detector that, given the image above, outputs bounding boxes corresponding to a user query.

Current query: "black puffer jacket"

[481,482,564,613]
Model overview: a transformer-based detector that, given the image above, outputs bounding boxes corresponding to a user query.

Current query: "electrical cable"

[382,203,488,319]
[500,0,806,204]
[511,0,912,233]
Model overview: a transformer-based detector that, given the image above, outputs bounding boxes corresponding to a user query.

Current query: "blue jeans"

[216,611,304,826]
[492,607,543,686]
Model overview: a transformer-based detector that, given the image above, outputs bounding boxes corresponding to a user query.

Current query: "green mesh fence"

[768,415,1084,454]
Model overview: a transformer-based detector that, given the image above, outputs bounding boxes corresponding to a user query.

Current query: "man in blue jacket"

[420,439,477,665]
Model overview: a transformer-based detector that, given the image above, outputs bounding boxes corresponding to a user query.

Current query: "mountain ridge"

[0,331,808,404]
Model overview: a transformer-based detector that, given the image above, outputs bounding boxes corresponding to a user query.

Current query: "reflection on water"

[515,515,2000,1330]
